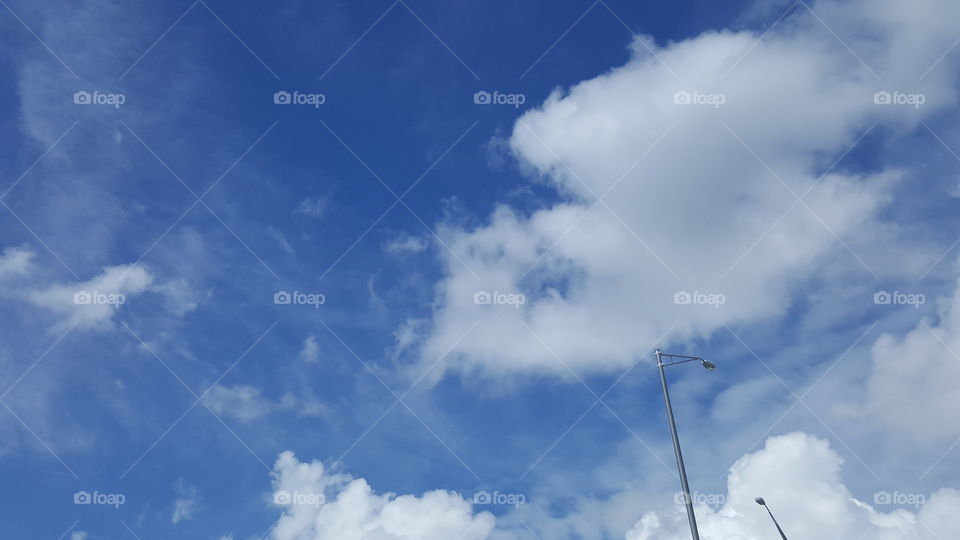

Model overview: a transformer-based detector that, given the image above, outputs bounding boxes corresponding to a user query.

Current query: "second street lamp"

[656,349,716,540]
[755,497,789,539]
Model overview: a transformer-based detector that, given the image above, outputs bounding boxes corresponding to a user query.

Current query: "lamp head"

[701,359,717,371]
[755,497,766,506]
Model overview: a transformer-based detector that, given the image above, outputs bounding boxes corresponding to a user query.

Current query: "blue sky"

[2,1,960,539]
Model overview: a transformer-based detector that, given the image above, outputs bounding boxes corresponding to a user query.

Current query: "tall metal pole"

[657,349,701,540]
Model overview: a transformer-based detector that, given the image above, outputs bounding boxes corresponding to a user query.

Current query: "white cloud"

[152,278,199,317]
[28,263,153,330]
[300,335,320,362]
[203,385,276,422]
[384,234,428,255]
[0,246,33,278]
[269,226,297,256]
[860,271,960,444]
[25,262,201,330]
[368,274,386,311]
[269,451,495,540]
[203,384,325,422]
[948,175,960,198]
[296,196,329,217]
[392,318,427,359]
[70,532,87,540]
[624,433,960,540]
[172,478,202,525]
[266,433,958,540]
[420,0,960,379]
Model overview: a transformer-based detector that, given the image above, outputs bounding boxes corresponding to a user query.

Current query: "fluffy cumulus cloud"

[861,272,960,445]
[265,433,959,540]
[625,433,960,540]
[268,451,495,540]
[419,0,960,378]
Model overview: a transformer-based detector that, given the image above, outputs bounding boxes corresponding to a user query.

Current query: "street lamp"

[656,349,716,540]
[755,497,788,539]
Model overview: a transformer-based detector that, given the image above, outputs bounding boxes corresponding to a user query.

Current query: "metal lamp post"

[755,497,788,539]
[656,349,716,540]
